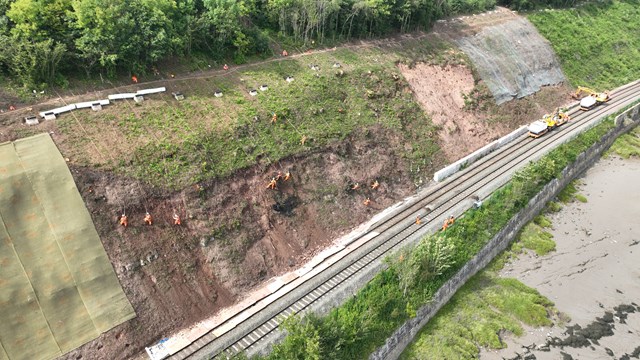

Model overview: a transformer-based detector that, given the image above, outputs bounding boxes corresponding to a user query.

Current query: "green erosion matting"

[0,134,135,360]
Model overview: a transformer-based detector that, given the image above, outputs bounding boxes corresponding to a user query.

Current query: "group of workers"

[119,211,181,228]
[267,170,292,190]
[348,180,380,207]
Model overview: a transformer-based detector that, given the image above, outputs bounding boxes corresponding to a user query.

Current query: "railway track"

[168,80,640,360]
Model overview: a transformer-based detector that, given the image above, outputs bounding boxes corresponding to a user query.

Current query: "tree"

[200,0,250,60]
[8,39,67,86]
[72,0,179,75]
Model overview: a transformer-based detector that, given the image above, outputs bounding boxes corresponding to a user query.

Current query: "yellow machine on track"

[573,86,610,111]
[528,108,570,138]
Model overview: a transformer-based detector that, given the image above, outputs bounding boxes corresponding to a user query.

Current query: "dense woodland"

[0,0,578,88]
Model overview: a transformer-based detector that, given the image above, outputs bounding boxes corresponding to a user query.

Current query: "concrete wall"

[433,125,528,182]
[370,103,640,360]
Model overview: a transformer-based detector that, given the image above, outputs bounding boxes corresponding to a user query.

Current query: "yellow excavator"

[572,86,610,111]
[528,108,570,138]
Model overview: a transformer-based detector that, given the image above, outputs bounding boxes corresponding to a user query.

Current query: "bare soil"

[61,125,416,360]
[398,61,571,159]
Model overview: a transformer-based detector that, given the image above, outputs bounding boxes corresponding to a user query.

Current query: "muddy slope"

[62,125,418,360]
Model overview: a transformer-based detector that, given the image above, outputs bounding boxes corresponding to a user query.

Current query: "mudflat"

[483,155,640,360]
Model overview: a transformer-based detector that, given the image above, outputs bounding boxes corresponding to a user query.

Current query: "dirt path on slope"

[0,31,435,122]
[482,155,640,360]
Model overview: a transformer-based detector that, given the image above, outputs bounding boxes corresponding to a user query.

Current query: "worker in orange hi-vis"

[144,212,153,225]
[282,50,288,57]
[351,182,360,191]
[131,75,138,83]
[223,64,229,71]
[363,197,371,206]
[119,214,128,227]
[173,213,181,226]
[415,216,421,225]
[284,171,291,181]
[442,219,449,231]
[371,180,379,190]
[271,113,277,124]
[442,215,455,231]
[267,178,277,190]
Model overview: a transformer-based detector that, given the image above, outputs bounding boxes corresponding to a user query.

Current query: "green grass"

[533,214,552,228]
[557,180,588,204]
[557,181,579,203]
[58,40,456,189]
[545,200,562,213]
[606,126,640,159]
[400,273,555,360]
[528,0,640,90]
[575,194,588,203]
[518,222,556,256]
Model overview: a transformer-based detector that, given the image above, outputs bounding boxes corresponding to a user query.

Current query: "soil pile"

[455,17,566,104]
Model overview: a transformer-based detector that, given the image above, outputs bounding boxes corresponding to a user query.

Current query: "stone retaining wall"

[370,103,640,360]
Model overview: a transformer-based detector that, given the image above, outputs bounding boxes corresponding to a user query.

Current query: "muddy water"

[482,156,640,360]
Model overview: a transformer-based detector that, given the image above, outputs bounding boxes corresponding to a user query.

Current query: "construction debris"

[259,85,268,91]
[286,76,294,83]
[249,89,258,96]
[172,92,185,101]
[214,90,223,97]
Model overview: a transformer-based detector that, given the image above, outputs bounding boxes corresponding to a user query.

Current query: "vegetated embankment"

[528,0,640,90]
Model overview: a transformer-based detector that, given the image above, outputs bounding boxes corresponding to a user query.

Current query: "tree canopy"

[4,0,575,87]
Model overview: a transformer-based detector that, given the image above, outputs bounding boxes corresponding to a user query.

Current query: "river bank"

[483,155,640,360]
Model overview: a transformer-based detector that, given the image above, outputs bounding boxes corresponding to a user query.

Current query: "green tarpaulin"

[0,134,135,360]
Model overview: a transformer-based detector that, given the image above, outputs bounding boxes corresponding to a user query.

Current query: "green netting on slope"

[0,134,135,360]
